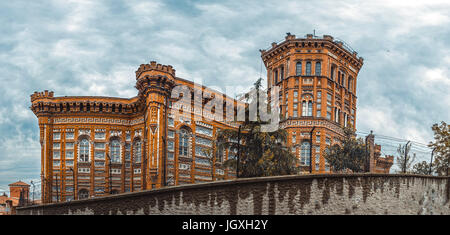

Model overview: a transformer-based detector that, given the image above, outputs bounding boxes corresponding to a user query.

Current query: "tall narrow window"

[348,76,353,92]
[179,129,190,157]
[79,138,90,162]
[330,67,335,81]
[133,140,141,163]
[302,101,307,116]
[280,66,284,81]
[300,141,311,166]
[296,62,302,76]
[338,71,341,85]
[308,101,313,116]
[110,139,121,163]
[315,62,321,76]
[274,69,278,84]
[306,62,311,76]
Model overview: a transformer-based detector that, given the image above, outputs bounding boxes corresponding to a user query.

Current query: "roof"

[8,181,30,187]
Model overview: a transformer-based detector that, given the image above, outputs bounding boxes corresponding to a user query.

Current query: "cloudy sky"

[0,0,449,194]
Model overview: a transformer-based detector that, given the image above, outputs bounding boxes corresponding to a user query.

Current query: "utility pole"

[68,167,76,200]
[237,125,241,178]
[31,180,35,205]
[429,148,435,175]
[309,126,316,173]
[106,153,112,194]
[55,173,59,203]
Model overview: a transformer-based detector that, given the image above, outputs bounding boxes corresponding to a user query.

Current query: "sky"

[0,0,449,194]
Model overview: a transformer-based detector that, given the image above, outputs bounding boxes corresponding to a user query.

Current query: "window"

[65,151,74,159]
[66,132,74,139]
[274,69,278,84]
[196,126,212,137]
[179,129,190,157]
[300,142,311,166]
[168,118,174,127]
[95,132,105,139]
[78,189,89,199]
[315,62,321,75]
[296,62,302,76]
[280,66,284,81]
[110,139,121,163]
[168,140,174,151]
[65,142,74,149]
[79,138,90,162]
[168,130,175,138]
[94,142,105,149]
[133,140,141,163]
[302,101,313,116]
[330,66,335,81]
[53,132,61,140]
[348,76,353,92]
[308,101,313,116]
[195,136,212,147]
[302,101,307,116]
[306,62,311,76]
[53,151,60,159]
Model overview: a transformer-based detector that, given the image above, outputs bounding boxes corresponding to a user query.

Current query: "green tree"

[217,78,299,177]
[323,127,367,173]
[396,142,416,173]
[412,161,432,175]
[428,121,450,176]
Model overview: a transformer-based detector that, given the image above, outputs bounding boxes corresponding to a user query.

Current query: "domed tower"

[260,33,364,173]
[135,61,176,188]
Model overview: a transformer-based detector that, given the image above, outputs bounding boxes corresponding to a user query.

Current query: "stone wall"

[17,174,450,215]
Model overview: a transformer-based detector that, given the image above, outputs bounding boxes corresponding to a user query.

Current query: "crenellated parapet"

[135,61,177,101]
[135,61,176,80]
[30,93,144,117]
[30,90,54,102]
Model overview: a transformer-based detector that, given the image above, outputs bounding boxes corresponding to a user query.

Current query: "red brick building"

[30,33,392,204]
[0,181,30,215]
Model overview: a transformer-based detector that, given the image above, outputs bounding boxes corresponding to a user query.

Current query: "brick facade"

[30,33,393,204]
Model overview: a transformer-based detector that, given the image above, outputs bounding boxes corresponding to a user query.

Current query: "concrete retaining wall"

[17,174,450,215]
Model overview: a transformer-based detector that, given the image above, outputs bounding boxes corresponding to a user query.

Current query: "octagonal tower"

[261,33,364,173]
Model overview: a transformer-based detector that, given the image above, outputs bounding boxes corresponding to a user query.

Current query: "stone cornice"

[261,34,363,70]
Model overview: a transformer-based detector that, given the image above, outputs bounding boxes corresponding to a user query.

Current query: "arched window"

[308,101,313,116]
[296,62,302,76]
[315,62,321,76]
[179,129,190,157]
[302,101,307,116]
[133,140,141,163]
[300,142,311,166]
[79,138,90,162]
[110,139,121,163]
[306,62,312,76]
[78,189,89,199]
[302,101,313,116]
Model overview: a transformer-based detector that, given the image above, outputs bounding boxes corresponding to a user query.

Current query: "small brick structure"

[17,174,450,215]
